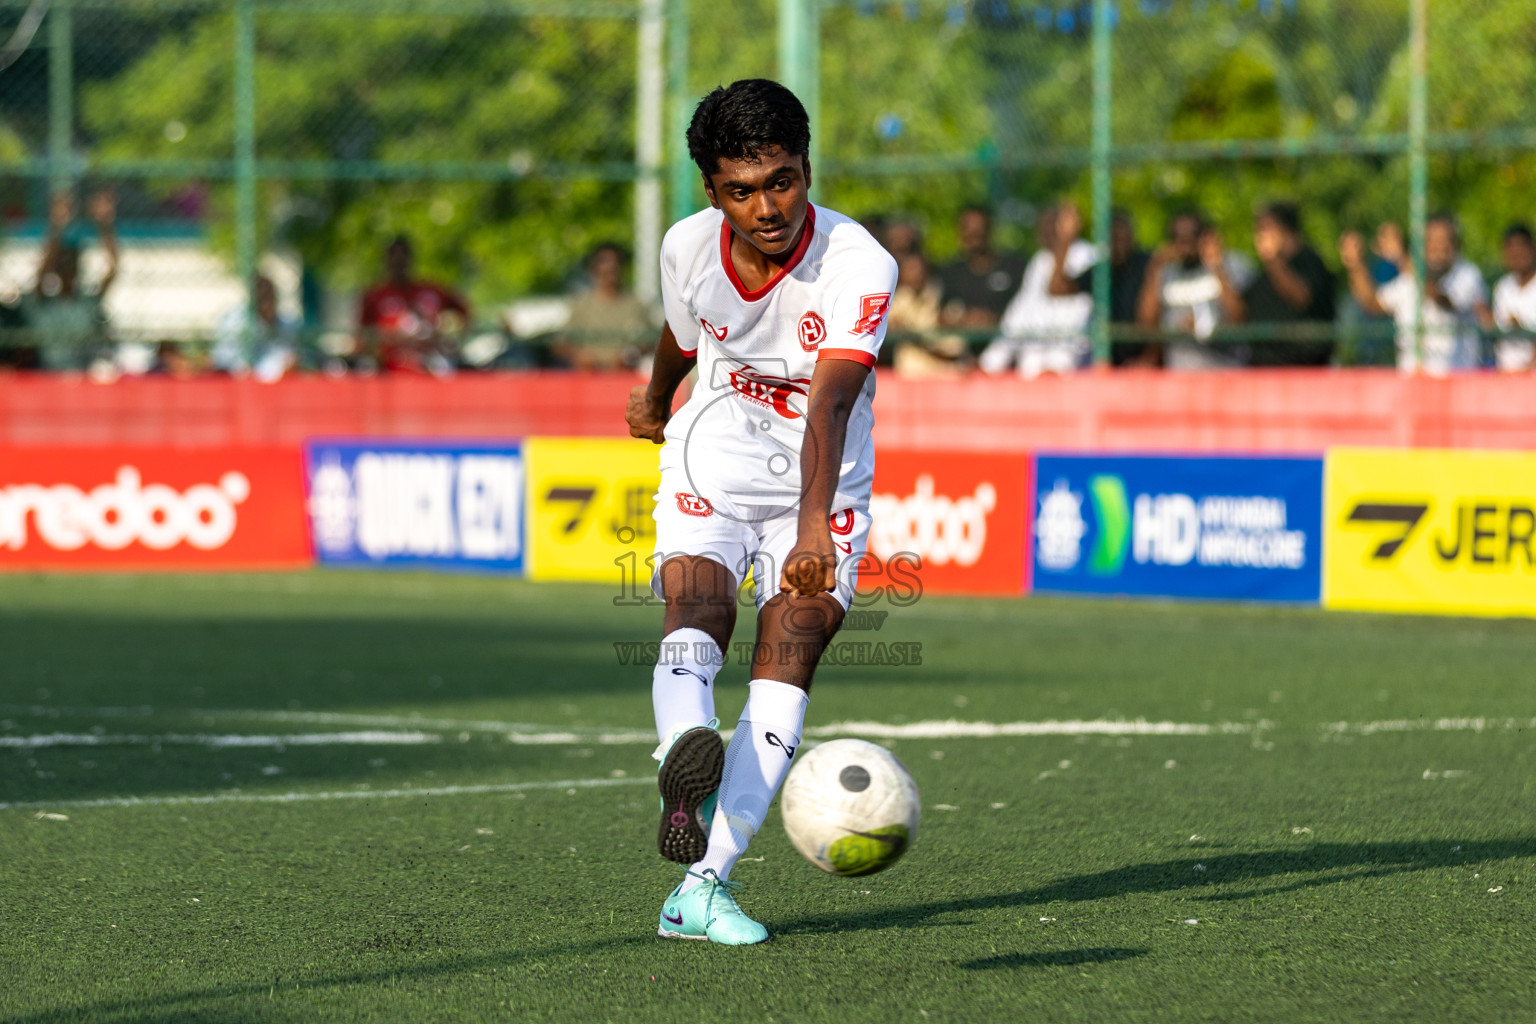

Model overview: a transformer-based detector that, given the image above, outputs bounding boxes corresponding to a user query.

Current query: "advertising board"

[303,440,524,572]
[1324,448,1536,617]
[1032,454,1323,602]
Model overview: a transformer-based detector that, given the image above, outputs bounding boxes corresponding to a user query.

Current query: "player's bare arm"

[627,323,691,444]
[781,358,869,598]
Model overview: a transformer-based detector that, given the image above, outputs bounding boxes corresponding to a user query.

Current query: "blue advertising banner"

[303,439,524,573]
[1031,455,1323,602]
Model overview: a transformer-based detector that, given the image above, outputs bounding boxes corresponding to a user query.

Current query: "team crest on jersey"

[675,492,715,517]
[727,364,812,419]
[798,311,826,352]
[851,293,892,336]
[700,318,729,342]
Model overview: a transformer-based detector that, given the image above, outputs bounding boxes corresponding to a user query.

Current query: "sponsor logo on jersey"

[700,318,729,342]
[675,492,715,518]
[851,293,891,336]
[798,310,827,352]
[727,364,812,419]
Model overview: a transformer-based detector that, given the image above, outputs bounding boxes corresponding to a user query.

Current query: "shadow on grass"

[961,947,1148,970]
[12,838,1531,1022]
[774,838,1535,935]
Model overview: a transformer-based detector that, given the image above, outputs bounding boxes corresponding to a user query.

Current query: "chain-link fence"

[1,0,1532,374]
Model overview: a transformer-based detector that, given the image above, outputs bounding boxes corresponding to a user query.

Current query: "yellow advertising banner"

[1324,448,1536,616]
[525,438,660,584]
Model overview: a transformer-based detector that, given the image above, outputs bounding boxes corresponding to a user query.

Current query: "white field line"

[1321,716,1536,735]
[0,731,441,750]
[807,719,1264,739]
[0,775,651,813]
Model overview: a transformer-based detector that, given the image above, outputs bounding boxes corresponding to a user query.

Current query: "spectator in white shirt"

[211,275,303,381]
[1481,224,1536,373]
[1135,210,1255,370]
[980,202,1097,378]
[1341,214,1487,376]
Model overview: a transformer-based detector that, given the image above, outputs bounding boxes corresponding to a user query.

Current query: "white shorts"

[651,466,871,611]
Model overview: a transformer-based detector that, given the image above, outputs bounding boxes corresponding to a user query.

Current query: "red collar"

[719,204,816,302]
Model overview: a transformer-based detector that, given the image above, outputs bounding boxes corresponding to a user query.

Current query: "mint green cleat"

[654,722,723,864]
[657,870,770,945]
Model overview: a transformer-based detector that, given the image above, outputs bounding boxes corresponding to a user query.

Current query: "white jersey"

[1377,258,1487,375]
[659,204,898,512]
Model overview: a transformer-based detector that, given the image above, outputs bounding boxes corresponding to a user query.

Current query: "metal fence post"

[1089,0,1113,365]
[47,0,73,195]
[666,0,694,225]
[1407,0,1427,368]
[635,0,665,302]
[777,0,819,199]
[234,0,257,317]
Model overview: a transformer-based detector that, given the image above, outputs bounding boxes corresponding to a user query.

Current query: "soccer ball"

[780,738,921,876]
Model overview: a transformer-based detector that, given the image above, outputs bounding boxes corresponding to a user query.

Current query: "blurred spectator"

[1341,214,1486,376]
[982,202,1096,377]
[24,189,118,372]
[882,220,923,262]
[0,291,31,370]
[1371,223,1405,286]
[1137,211,1254,370]
[1241,201,1337,367]
[554,243,657,371]
[211,275,303,381]
[888,251,967,377]
[358,235,469,375]
[1484,223,1536,373]
[152,340,203,379]
[938,205,1027,329]
[1048,208,1153,366]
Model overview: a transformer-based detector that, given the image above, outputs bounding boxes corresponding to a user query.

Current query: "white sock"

[651,628,724,744]
[680,679,809,891]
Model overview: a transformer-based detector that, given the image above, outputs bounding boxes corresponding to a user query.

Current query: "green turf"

[2,571,1534,1023]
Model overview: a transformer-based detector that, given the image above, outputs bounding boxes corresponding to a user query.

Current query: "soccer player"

[625,79,897,945]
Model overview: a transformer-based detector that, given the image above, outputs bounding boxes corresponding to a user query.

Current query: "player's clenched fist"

[780,535,837,598]
[626,385,669,444]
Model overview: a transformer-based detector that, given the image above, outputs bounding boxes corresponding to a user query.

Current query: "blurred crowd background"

[1,0,1532,380]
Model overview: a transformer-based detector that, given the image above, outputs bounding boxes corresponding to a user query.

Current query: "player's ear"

[701,173,720,210]
[802,156,812,192]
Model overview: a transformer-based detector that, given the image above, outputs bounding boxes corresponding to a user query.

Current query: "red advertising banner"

[0,447,310,570]
[868,451,1031,596]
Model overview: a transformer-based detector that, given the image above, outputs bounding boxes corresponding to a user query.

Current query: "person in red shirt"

[357,235,469,374]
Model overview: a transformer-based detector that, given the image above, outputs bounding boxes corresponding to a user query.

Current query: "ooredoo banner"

[0,447,309,570]
[869,451,1030,595]
[1032,454,1323,602]
[1324,448,1536,617]
[303,439,524,572]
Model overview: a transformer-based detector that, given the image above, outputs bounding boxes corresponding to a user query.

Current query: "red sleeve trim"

[676,342,698,356]
[816,347,877,368]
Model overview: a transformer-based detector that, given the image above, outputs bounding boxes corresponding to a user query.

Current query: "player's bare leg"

[652,555,736,864]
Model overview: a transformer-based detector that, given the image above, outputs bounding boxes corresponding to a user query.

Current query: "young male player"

[625,79,897,945]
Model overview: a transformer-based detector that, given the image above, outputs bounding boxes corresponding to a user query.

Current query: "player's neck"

[729,222,807,293]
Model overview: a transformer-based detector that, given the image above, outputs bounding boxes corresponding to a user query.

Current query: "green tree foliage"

[74,0,1535,305]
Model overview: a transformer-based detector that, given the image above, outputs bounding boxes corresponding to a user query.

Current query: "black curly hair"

[686,79,810,179]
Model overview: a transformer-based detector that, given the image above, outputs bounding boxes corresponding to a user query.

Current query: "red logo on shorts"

[798,311,826,352]
[676,492,714,517]
[727,365,812,419]
[700,318,729,342]
[851,293,891,336]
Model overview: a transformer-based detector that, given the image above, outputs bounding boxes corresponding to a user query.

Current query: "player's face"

[705,146,811,258]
